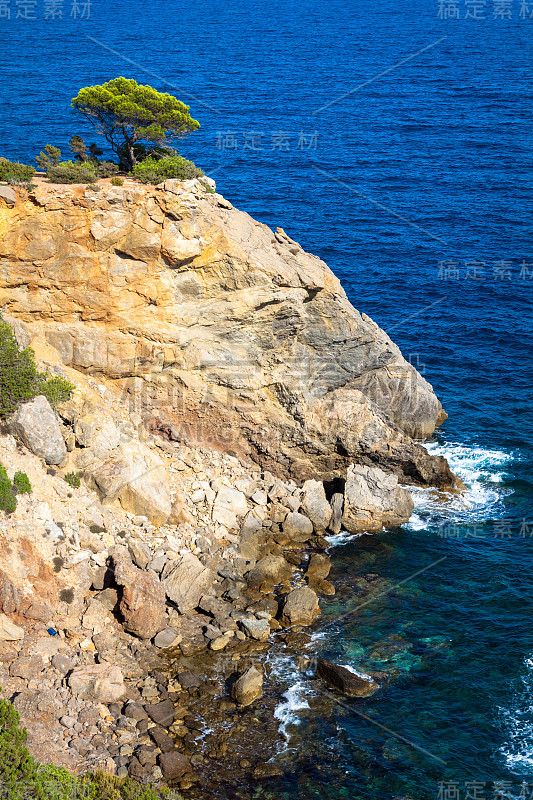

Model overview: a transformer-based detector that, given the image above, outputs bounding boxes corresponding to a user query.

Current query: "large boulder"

[246,555,293,588]
[300,480,332,533]
[10,396,66,465]
[68,663,126,704]
[89,441,171,525]
[231,665,263,706]
[112,554,167,640]
[282,511,314,542]
[159,750,191,781]
[281,587,320,627]
[342,463,414,533]
[212,486,248,529]
[316,658,379,698]
[163,552,214,613]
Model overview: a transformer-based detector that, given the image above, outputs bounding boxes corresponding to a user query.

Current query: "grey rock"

[144,699,175,727]
[240,617,270,641]
[316,658,379,698]
[281,587,320,627]
[231,665,263,706]
[0,185,17,206]
[159,750,191,780]
[153,627,181,649]
[342,463,414,533]
[329,492,344,534]
[128,540,151,570]
[282,511,314,542]
[10,395,66,465]
[163,552,214,613]
[246,555,293,587]
[68,663,126,704]
[300,480,332,533]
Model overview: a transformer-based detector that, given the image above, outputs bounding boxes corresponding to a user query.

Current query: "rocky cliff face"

[0,179,452,487]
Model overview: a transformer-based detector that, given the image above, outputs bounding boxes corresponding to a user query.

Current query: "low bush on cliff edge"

[133,154,204,184]
[46,160,97,184]
[0,689,182,799]
[0,315,75,418]
[0,157,35,187]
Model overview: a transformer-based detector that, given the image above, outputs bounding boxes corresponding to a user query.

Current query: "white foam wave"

[274,681,310,741]
[405,440,513,531]
[499,653,533,775]
[324,530,363,547]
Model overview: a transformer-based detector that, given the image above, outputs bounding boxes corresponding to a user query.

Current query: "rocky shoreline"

[0,431,410,792]
[0,178,457,794]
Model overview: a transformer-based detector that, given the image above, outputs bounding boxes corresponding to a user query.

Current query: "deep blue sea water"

[1,1,532,797]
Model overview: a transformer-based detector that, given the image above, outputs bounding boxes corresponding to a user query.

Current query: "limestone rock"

[241,617,270,641]
[0,613,24,640]
[231,665,263,706]
[281,587,320,627]
[329,492,344,534]
[10,396,66,465]
[0,185,16,206]
[154,627,182,649]
[112,555,167,640]
[0,183,453,490]
[163,552,214,613]
[316,658,379,698]
[90,441,171,525]
[300,480,332,533]
[246,555,293,588]
[212,486,248,529]
[68,663,126,703]
[342,463,414,533]
[282,511,314,542]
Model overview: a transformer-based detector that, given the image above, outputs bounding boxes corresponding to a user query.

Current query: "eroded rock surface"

[0,180,452,487]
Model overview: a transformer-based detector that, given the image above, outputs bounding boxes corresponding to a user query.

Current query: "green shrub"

[0,689,183,799]
[133,154,204,184]
[0,158,35,186]
[35,144,61,171]
[13,472,31,495]
[110,176,124,186]
[40,375,76,408]
[0,476,16,513]
[47,160,97,184]
[64,472,81,489]
[0,315,75,418]
[96,161,118,178]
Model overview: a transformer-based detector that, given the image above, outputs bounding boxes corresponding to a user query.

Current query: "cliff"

[0,178,452,488]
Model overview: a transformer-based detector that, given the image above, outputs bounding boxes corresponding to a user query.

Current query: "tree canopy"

[71,77,200,170]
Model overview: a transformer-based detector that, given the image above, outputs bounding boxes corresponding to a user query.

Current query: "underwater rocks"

[316,658,379,698]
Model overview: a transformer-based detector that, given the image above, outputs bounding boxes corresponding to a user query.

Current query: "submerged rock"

[316,658,379,698]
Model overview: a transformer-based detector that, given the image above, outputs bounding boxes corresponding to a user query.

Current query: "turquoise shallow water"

[1,0,532,796]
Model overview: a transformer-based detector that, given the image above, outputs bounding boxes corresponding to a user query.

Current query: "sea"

[1,0,532,797]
